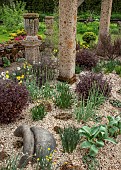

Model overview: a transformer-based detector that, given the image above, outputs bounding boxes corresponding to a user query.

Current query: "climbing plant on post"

[58,0,78,84]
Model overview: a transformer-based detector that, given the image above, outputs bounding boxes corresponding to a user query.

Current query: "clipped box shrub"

[82,32,96,44]
[0,80,28,124]
[75,72,111,101]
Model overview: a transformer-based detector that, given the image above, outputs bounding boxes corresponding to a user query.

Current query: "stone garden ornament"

[14,125,56,168]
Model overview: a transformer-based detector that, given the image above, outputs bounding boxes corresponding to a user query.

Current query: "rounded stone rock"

[30,126,56,158]
[14,125,34,168]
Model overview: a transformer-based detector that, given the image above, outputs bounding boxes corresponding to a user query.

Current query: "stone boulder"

[14,125,56,167]
[14,125,34,168]
[30,126,56,158]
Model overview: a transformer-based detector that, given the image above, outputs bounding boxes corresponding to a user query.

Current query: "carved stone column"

[22,13,41,64]
[58,0,77,83]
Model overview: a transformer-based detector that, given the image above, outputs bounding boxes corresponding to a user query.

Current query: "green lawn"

[0,34,10,43]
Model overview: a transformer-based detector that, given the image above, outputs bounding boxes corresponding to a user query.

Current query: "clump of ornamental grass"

[54,82,74,109]
[74,86,105,122]
[59,126,80,153]
[75,72,111,101]
[0,80,28,124]
[31,104,47,121]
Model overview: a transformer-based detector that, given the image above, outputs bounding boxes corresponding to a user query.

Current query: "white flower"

[33,61,35,64]
[3,77,6,80]
[1,72,5,76]
[17,67,21,71]
[13,73,16,76]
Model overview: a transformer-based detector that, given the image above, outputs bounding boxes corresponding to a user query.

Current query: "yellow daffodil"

[48,148,51,151]
[53,162,56,165]
[21,75,24,79]
[16,76,21,80]
[37,158,40,161]
[5,74,9,79]
[46,158,49,161]
[23,63,26,69]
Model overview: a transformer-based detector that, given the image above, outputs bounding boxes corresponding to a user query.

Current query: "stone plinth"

[22,13,41,64]
[45,16,54,37]
[58,0,77,83]
[98,0,113,37]
[24,13,39,36]
[22,38,41,64]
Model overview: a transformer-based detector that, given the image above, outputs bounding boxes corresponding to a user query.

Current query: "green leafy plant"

[82,154,99,170]
[103,60,121,73]
[92,60,105,73]
[79,125,117,157]
[107,116,121,137]
[59,126,80,153]
[82,32,96,44]
[0,154,24,170]
[109,99,121,108]
[36,148,54,170]
[75,64,83,74]
[40,82,55,100]
[54,83,74,108]
[115,65,121,76]
[2,57,10,67]
[1,1,26,31]
[25,79,42,100]
[31,104,47,121]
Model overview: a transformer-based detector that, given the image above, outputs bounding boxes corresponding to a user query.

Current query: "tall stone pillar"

[58,0,77,83]
[98,0,113,38]
[22,13,41,64]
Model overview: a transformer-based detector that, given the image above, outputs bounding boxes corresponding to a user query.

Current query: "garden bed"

[0,71,121,170]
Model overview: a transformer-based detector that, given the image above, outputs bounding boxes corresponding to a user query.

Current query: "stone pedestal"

[98,0,113,38]
[45,16,54,44]
[41,16,54,63]
[58,0,77,83]
[22,13,41,64]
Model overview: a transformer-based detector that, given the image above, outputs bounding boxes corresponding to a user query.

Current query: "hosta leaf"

[118,122,121,130]
[96,140,104,147]
[99,125,107,132]
[91,126,100,136]
[104,137,117,144]
[89,145,98,157]
[109,126,119,135]
[81,126,91,134]
[81,141,92,149]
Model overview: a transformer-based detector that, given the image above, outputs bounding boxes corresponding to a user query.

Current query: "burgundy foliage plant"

[0,80,29,124]
[75,72,111,100]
